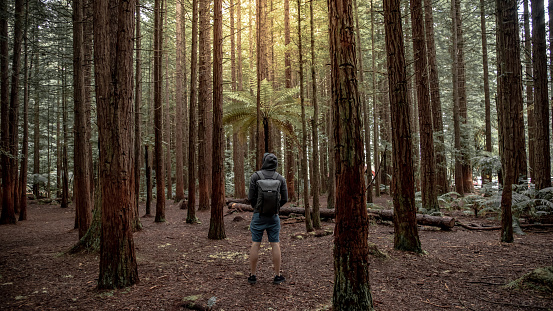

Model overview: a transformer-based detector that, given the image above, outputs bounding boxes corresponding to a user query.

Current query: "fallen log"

[457,222,553,231]
[225,198,250,205]
[227,203,456,230]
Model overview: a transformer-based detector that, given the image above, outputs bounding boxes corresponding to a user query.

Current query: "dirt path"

[0,197,551,310]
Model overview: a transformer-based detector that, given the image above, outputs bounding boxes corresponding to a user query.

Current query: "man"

[248,153,288,285]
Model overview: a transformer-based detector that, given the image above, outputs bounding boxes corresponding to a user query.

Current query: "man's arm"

[279,176,288,207]
[248,173,258,208]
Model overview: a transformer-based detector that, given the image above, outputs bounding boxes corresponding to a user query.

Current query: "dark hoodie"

[248,153,288,211]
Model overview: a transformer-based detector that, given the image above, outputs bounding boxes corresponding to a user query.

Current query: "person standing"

[248,153,288,284]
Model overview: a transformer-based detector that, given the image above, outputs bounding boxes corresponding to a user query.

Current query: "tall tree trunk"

[310,0,320,229]
[451,0,463,196]
[154,0,166,222]
[411,0,438,212]
[187,0,199,223]
[145,144,152,216]
[208,0,226,240]
[33,43,40,198]
[523,0,534,182]
[84,0,94,198]
[18,1,29,221]
[284,0,297,202]
[1,0,24,224]
[56,97,61,198]
[198,0,212,211]
[481,0,493,184]
[370,0,380,198]
[61,67,69,210]
[327,106,335,209]
[354,0,372,204]
[174,0,185,202]
[453,0,475,193]
[0,0,13,224]
[423,0,447,194]
[297,0,312,233]
[496,0,524,243]
[135,0,143,217]
[532,0,551,190]
[232,0,247,199]
[73,0,92,237]
[384,0,422,253]
[256,0,267,165]
[164,0,172,201]
[330,0,373,307]
[93,0,139,288]
[550,0,553,149]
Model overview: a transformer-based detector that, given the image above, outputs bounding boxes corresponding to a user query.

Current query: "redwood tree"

[73,0,92,237]
[384,0,422,253]
[154,0,166,222]
[187,0,199,223]
[531,0,550,190]
[496,0,525,243]
[93,0,139,288]
[174,0,186,202]
[410,0,438,212]
[208,0,226,240]
[329,0,373,307]
[424,0,447,194]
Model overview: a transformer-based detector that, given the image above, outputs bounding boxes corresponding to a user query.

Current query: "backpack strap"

[256,171,277,180]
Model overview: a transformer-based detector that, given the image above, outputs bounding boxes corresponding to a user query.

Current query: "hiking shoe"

[273,275,285,284]
[248,274,257,284]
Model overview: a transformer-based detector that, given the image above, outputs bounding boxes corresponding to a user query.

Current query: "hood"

[261,153,278,171]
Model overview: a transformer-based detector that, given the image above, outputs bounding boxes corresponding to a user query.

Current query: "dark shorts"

[250,213,280,243]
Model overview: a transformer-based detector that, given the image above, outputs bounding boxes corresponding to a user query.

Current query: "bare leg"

[270,242,281,275]
[249,242,261,275]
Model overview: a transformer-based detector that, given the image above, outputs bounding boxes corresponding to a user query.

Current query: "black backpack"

[255,171,282,216]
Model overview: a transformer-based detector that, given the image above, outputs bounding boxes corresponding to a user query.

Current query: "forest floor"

[0,194,552,311]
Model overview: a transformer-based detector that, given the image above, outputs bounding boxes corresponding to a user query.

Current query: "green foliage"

[223,79,306,145]
[506,266,553,293]
[472,152,501,175]
[476,184,553,221]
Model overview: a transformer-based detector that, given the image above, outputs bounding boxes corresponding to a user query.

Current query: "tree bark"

[1,0,24,224]
[154,0,166,222]
[297,0,313,233]
[451,0,463,196]
[134,0,143,224]
[424,0,447,194]
[532,0,551,190]
[309,0,320,229]
[93,0,139,288]
[496,0,524,243]
[384,0,422,253]
[232,0,247,199]
[208,0,226,240]
[284,0,297,203]
[523,0,534,182]
[18,1,29,221]
[145,144,152,216]
[187,0,199,223]
[410,0,438,212]
[198,0,212,211]
[481,0,493,184]
[453,0,475,193]
[256,0,268,165]
[73,0,92,237]
[354,0,372,205]
[175,0,185,202]
[370,0,380,198]
[329,0,374,307]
